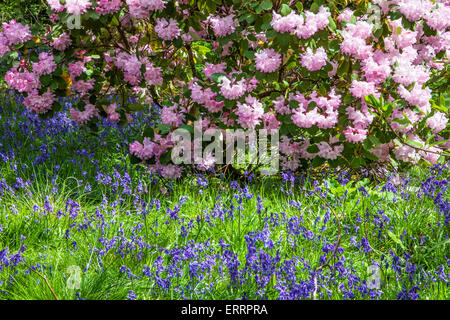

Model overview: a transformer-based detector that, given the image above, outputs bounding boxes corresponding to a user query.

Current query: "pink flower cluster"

[300,47,327,71]
[219,77,247,100]
[271,6,330,39]
[32,52,57,76]
[291,89,341,129]
[114,52,142,85]
[161,104,186,127]
[340,21,374,60]
[144,63,163,86]
[202,62,226,80]
[349,80,378,99]
[65,0,92,15]
[129,134,181,178]
[255,49,282,73]
[343,126,368,143]
[208,14,239,37]
[70,103,99,124]
[126,0,166,19]
[1,20,32,46]
[5,68,40,93]
[235,95,265,129]
[189,81,224,113]
[95,0,122,15]
[51,33,72,51]
[426,112,448,133]
[23,88,55,114]
[106,103,120,122]
[155,18,181,41]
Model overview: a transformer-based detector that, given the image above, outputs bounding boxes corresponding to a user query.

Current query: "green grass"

[0,97,448,300]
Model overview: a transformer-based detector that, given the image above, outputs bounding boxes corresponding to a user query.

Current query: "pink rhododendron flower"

[426,112,448,133]
[426,3,450,31]
[349,80,378,99]
[370,143,392,162]
[392,62,430,86]
[144,63,163,86]
[68,61,87,78]
[361,58,391,84]
[397,0,430,22]
[32,52,57,76]
[343,126,368,143]
[235,96,265,129]
[272,96,291,115]
[72,79,95,95]
[5,68,40,93]
[255,49,282,73]
[300,47,328,71]
[70,103,99,124]
[316,140,344,160]
[1,20,32,46]
[262,112,280,130]
[346,106,374,129]
[389,108,420,133]
[51,33,72,51]
[398,84,431,114]
[47,0,65,12]
[155,18,181,41]
[96,0,123,15]
[114,52,142,85]
[219,77,246,100]
[271,11,303,34]
[65,0,92,15]
[23,89,55,114]
[208,14,239,37]
[106,103,120,122]
[161,105,185,127]
[0,33,10,58]
[393,144,419,163]
[202,62,226,80]
[337,8,353,22]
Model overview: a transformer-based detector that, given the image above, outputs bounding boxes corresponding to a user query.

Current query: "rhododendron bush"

[0,0,449,178]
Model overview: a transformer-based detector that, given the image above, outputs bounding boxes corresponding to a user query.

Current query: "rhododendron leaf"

[178,124,194,134]
[312,157,326,167]
[211,73,226,83]
[127,104,147,111]
[351,158,366,168]
[158,124,171,135]
[143,127,154,139]
[280,4,291,17]
[259,0,272,12]
[337,59,349,77]
[307,144,319,153]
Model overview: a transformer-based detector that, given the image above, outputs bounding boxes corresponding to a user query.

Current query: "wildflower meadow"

[0,0,448,303]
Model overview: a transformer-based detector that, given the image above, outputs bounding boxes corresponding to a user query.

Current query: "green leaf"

[307,144,319,153]
[328,16,336,32]
[159,150,172,165]
[158,123,171,135]
[337,59,349,77]
[387,230,406,250]
[211,73,226,83]
[351,157,366,168]
[259,0,273,11]
[128,103,147,111]
[280,4,291,16]
[143,127,154,139]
